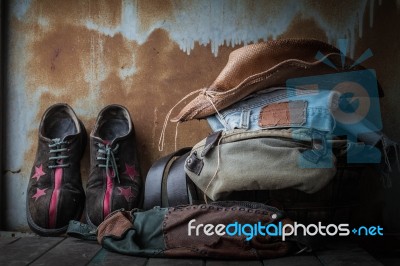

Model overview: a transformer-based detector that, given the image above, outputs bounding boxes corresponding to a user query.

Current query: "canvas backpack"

[144,39,399,225]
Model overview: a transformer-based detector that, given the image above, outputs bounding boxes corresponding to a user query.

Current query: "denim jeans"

[206,87,399,186]
[207,87,339,134]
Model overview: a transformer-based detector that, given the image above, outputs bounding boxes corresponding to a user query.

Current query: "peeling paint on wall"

[11,0,32,20]
[3,0,400,232]
[83,0,379,57]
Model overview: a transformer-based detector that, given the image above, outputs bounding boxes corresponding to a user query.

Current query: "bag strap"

[143,147,192,210]
[166,151,192,207]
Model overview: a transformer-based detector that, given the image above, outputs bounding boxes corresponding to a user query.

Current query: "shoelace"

[48,138,70,169]
[97,143,120,183]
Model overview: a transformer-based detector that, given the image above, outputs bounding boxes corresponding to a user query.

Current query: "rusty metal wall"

[2,0,400,232]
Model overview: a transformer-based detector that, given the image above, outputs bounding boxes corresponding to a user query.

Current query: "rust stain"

[25,15,234,178]
[99,28,234,173]
[24,20,124,180]
[50,48,61,71]
[27,23,91,97]
[22,0,397,183]
[5,0,400,236]
[278,16,328,41]
[24,12,338,178]
[305,1,364,25]
[101,32,137,85]
[87,0,123,28]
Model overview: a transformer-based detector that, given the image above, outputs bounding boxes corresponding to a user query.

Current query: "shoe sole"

[26,196,84,236]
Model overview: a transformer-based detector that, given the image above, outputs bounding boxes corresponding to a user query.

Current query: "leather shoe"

[85,104,142,227]
[26,103,86,236]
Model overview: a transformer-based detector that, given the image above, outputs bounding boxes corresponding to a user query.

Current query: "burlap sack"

[171,39,382,122]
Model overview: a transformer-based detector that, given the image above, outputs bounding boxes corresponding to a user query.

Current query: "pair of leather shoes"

[26,103,142,236]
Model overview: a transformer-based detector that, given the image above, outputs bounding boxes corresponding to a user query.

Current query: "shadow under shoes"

[85,104,142,227]
[26,103,86,236]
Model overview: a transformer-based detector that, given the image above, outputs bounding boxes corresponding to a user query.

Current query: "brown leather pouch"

[96,202,299,259]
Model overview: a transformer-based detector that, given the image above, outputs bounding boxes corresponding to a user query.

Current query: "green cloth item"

[67,202,300,259]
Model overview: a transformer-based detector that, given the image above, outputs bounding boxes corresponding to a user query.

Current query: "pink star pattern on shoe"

[31,164,46,181]
[32,188,47,201]
[117,187,134,202]
[123,163,138,181]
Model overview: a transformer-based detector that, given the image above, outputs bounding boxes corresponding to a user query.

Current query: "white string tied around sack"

[158,89,229,152]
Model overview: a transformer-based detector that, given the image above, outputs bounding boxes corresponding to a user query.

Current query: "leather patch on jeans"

[259,100,307,128]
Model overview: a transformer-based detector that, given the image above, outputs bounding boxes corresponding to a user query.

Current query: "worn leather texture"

[86,104,142,227]
[96,210,134,243]
[26,103,86,236]
[258,101,307,128]
[166,153,192,207]
[171,39,383,122]
[97,202,294,259]
[163,203,292,259]
[143,147,193,210]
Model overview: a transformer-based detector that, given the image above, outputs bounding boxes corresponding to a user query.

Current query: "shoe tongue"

[50,136,71,143]
[102,139,112,145]
[102,136,126,146]
[91,135,110,145]
[41,134,74,143]
[61,134,77,142]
